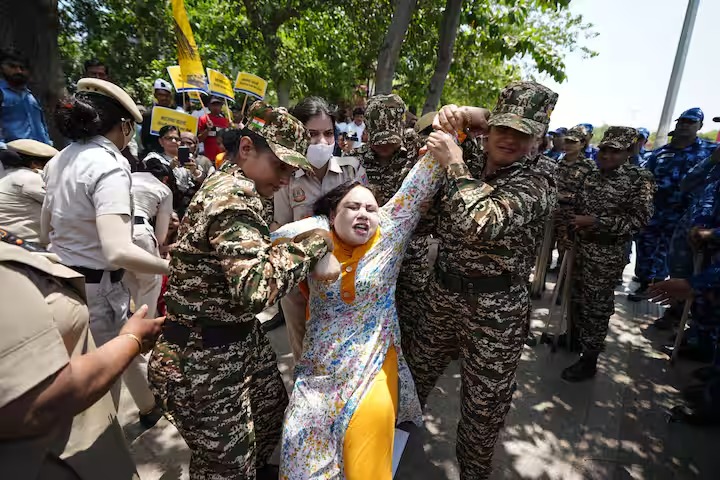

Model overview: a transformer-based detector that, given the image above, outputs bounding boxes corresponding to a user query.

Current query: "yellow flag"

[171,0,207,92]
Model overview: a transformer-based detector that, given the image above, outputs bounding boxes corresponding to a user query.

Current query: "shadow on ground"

[121,256,718,480]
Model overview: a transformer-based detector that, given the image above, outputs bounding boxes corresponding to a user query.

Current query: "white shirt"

[142,151,200,194]
[131,172,173,220]
[0,167,46,243]
[273,156,367,224]
[43,136,133,270]
[346,122,366,149]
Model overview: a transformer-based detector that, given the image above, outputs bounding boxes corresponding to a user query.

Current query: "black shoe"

[628,283,649,302]
[653,315,680,331]
[257,464,280,480]
[525,332,538,347]
[616,277,624,286]
[632,276,640,283]
[561,353,599,382]
[139,405,164,429]
[262,310,285,333]
[549,265,560,274]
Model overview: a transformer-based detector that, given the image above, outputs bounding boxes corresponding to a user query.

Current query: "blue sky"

[541,0,719,133]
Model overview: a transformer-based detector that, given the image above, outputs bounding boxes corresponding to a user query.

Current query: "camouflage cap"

[599,126,638,150]
[488,81,558,136]
[246,101,312,170]
[564,125,588,143]
[366,94,406,145]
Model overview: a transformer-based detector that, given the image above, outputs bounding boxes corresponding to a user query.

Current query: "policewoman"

[42,78,168,425]
[0,139,58,243]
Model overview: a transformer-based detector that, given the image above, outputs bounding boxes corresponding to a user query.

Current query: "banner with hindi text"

[207,68,235,101]
[234,72,268,99]
[150,107,198,136]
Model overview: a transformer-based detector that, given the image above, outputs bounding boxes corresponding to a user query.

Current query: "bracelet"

[121,333,143,353]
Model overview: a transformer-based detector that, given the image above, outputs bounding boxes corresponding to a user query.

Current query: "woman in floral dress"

[272,148,442,479]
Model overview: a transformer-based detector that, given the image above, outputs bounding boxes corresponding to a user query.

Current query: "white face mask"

[306,143,335,169]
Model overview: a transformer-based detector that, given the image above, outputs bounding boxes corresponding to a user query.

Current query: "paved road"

[121,257,718,479]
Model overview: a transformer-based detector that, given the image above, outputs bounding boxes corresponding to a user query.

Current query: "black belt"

[71,266,125,283]
[581,232,631,246]
[162,320,254,349]
[134,216,149,225]
[435,267,515,295]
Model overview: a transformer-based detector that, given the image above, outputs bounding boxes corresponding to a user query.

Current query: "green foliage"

[58,0,594,109]
[699,130,718,142]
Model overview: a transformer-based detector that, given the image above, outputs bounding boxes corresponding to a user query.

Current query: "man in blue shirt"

[545,127,567,160]
[630,107,718,301]
[578,123,599,161]
[0,50,51,145]
[629,127,651,167]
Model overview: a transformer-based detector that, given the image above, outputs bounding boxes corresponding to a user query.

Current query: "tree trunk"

[0,0,65,146]
[276,77,291,107]
[374,0,418,95]
[422,0,463,114]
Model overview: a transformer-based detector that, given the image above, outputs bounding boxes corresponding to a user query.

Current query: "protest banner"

[207,68,235,101]
[167,65,207,93]
[234,72,268,99]
[171,0,208,91]
[150,107,198,136]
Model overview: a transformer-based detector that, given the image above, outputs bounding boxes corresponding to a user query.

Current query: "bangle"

[122,333,143,352]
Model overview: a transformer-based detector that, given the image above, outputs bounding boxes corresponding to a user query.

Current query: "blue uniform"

[545,149,563,161]
[635,138,718,282]
[584,145,599,161]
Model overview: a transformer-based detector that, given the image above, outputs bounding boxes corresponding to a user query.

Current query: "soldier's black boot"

[561,352,599,382]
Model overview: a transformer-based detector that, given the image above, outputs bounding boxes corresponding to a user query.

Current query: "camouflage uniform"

[148,103,331,480]
[405,82,558,479]
[554,125,597,255]
[351,94,429,352]
[570,128,656,354]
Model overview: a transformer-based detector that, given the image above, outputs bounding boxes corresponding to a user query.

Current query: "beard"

[5,73,28,86]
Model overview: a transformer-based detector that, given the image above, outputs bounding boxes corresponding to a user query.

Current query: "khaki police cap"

[415,111,437,133]
[7,139,59,158]
[77,78,143,123]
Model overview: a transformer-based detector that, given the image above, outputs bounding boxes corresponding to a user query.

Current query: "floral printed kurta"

[272,153,442,479]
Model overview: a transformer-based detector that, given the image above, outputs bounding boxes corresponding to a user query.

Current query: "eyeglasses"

[163,136,180,142]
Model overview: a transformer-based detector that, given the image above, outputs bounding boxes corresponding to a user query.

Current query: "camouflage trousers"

[571,242,626,352]
[148,320,288,479]
[635,222,676,282]
[397,235,431,353]
[405,278,529,480]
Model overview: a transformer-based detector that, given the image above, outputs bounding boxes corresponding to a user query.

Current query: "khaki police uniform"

[43,134,155,413]
[0,242,139,480]
[274,155,367,361]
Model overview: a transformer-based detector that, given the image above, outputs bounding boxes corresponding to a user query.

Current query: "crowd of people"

[1,43,719,480]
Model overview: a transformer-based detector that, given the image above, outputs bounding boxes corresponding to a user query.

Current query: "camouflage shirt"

[164,166,329,327]
[554,154,597,238]
[575,163,656,237]
[350,139,419,206]
[421,141,557,280]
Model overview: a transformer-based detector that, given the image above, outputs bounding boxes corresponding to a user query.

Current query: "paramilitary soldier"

[562,127,655,382]
[553,125,596,274]
[148,102,336,480]
[406,81,559,479]
[352,94,430,352]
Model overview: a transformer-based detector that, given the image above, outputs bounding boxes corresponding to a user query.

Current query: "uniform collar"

[294,156,343,179]
[87,135,124,156]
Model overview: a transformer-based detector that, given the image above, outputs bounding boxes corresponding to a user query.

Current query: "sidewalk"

[120,259,718,479]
